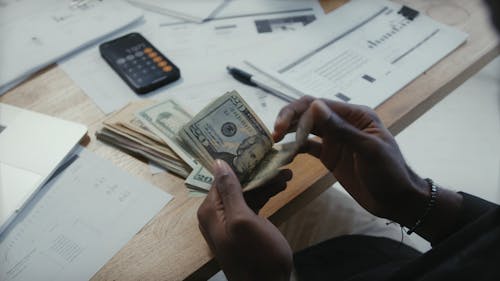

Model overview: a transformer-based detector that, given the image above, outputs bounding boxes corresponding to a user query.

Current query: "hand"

[197,160,293,281]
[273,97,429,225]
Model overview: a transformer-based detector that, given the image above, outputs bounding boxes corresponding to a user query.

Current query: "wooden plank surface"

[1,0,498,280]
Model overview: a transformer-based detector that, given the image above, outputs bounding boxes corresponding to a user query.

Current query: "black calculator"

[99,33,180,95]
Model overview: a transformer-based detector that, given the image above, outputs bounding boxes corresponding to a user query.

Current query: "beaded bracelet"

[406,178,438,235]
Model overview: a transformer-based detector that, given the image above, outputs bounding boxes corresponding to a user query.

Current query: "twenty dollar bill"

[180,91,297,191]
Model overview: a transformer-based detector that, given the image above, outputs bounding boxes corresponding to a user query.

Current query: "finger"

[198,224,216,253]
[299,139,323,159]
[213,159,251,218]
[295,105,315,147]
[197,186,222,238]
[320,99,383,126]
[310,100,376,153]
[273,96,315,142]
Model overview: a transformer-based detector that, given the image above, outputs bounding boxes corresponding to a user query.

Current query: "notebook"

[0,103,87,233]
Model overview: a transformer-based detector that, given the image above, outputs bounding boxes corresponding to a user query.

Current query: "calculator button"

[163,66,173,72]
[153,57,162,63]
[148,52,158,58]
[157,61,167,67]
[135,51,144,57]
[150,66,156,70]
[116,58,126,64]
[144,47,153,54]
[126,55,135,61]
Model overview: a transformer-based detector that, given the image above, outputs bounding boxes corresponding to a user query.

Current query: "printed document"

[128,0,227,22]
[246,0,468,108]
[0,149,172,281]
[0,103,87,234]
[217,0,324,18]
[59,6,323,119]
[0,0,143,95]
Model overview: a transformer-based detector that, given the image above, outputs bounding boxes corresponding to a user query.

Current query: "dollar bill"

[98,101,191,177]
[137,99,216,191]
[96,128,191,178]
[104,100,165,145]
[137,99,199,169]
[185,164,213,191]
[180,90,298,190]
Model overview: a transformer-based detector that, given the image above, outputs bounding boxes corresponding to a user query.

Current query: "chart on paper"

[247,0,468,108]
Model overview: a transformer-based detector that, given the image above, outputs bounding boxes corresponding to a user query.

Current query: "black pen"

[226,65,297,103]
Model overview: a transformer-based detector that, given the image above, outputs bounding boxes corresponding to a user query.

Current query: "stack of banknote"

[97,90,296,193]
[136,99,214,192]
[95,100,192,179]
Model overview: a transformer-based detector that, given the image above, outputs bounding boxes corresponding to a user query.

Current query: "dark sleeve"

[455,192,498,228]
[389,202,500,280]
[430,192,497,246]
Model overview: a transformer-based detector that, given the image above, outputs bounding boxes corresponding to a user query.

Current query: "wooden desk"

[1,0,498,280]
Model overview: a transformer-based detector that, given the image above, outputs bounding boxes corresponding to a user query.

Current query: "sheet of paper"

[128,0,227,22]
[0,103,87,234]
[216,0,324,18]
[59,8,323,115]
[246,0,468,108]
[0,149,172,281]
[0,0,143,95]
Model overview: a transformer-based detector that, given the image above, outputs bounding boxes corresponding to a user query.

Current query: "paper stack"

[0,0,143,95]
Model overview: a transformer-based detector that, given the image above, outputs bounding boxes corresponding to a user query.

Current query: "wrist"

[388,172,430,228]
[386,169,463,243]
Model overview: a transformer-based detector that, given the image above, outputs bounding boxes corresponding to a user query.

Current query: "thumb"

[309,100,375,153]
[213,159,251,217]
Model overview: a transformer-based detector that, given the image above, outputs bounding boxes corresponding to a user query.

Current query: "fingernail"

[275,114,283,124]
[214,159,229,175]
[314,100,331,119]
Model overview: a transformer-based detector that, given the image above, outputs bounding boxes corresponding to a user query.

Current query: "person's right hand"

[273,97,430,225]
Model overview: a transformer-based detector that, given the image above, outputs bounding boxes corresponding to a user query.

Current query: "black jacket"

[294,193,500,281]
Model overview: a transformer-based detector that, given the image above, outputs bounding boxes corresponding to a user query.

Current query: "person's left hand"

[197,160,293,281]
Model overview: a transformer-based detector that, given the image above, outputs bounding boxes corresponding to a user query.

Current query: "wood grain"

[1,0,497,280]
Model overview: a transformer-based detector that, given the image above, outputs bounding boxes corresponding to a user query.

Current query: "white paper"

[128,0,227,22]
[216,0,324,18]
[60,8,323,114]
[0,149,172,281]
[0,0,143,95]
[246,0,468,108]
[0,103,87,234]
